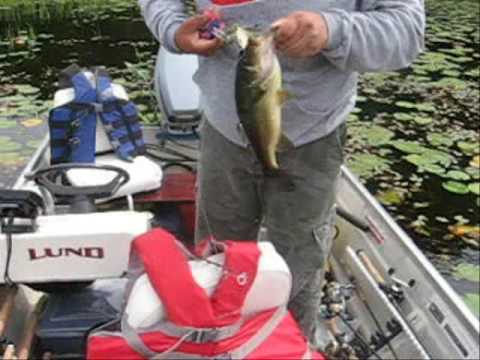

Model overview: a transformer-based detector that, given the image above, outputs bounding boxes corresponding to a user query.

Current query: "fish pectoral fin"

[277,89,294,105]
[277,133,294,152]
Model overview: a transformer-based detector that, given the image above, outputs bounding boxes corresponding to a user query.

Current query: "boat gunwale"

[339,165,480,335]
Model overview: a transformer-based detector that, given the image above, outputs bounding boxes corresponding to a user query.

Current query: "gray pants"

[195,120,345,342]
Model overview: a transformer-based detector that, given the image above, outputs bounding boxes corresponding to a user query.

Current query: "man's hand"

[272,11,329,58]
[175,15,223,56]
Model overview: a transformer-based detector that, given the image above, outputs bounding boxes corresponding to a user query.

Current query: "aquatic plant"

[0,0,136,36]
[464,294,479,317]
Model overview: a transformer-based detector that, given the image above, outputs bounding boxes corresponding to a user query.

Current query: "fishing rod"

[335,206,370,233]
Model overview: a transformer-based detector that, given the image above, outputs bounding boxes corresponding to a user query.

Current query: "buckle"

[68,137,81,147]
[187,328,219,343]
[92,103,104,113]
[70,118,81,129]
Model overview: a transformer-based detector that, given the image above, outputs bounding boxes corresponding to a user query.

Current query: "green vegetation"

[464,294,480,317]
[0,0,124,21]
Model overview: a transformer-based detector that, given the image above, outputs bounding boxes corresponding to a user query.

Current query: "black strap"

[95,66,112,81]
[50,137,81,147]
[118,131,143,144]
[58,63,83,89]
[49,117,81,130]
[50,139,70,147]
[113,103,143,150]
[134,144,146,155]
[49,121,71,129]
[101,102,118,112]
[105,114,139,129]
[355,0,364,10]
[50,109,81,163]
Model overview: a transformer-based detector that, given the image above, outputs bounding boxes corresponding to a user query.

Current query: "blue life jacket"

[96,68,146,161]
[49,65,97,164]
[48,65,146,164]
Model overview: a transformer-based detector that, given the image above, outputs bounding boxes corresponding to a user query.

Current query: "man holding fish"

[140,0,425,347]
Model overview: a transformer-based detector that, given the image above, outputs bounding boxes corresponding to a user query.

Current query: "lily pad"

[414,116,433,125]
[391,140,427,154]
[15,84,40,96]
[26,139,43,148]
[445,170,471,181]
[0,136,22,152]
[458,141,479,156]
[470,156,480,168]
[393,113,415,122]
[376,189,405,206]
[0,119,16,129]
[428,133,454,148]
[354,125,395,146]
[395,101,417,109]
[468,183,480,196]
[442,181,470,195]
[465,167,480,180]
[464,293,480,317]
[423,149,453,167]
[21,118,43,128]
[0,152,26,166]
[347,153,391,179]
[415,103,436,113]
[454,263,480,282]
[422,163,447,176]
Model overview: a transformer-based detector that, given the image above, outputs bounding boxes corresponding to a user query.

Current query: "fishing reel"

[320,281,359,360]
[320,281,355,320]
[325,340,359,360]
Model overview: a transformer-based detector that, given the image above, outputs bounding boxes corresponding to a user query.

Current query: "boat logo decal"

[28,247,105,261]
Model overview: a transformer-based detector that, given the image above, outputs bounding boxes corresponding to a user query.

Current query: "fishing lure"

[199,7,226,40]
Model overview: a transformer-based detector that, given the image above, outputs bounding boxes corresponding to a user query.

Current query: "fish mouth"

[247,32,274,62]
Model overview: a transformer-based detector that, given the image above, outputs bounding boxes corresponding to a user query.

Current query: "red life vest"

[87,228,327,359]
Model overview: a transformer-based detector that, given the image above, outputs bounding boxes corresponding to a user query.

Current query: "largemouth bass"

[235,28,291,172]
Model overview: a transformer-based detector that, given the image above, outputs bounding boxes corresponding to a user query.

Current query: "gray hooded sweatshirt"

[139,0,425,147]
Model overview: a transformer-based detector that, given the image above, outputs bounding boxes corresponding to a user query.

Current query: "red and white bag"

[87,228,326,359]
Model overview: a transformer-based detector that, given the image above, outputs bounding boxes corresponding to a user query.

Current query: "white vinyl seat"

[53,74,163,201]
[67,154,163,201]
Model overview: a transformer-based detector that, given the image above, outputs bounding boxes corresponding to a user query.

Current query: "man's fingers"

[273,11,329,57]
[183,14,210,31]
[195,38,223,56]
[272,17,298,48]
[282,41,312,57]
[277,20,309,52]
[176,14,224,55]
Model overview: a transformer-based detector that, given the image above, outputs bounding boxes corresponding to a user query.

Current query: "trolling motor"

[0,190,45,234]
[0,190,46,285]
[154,47,202,137]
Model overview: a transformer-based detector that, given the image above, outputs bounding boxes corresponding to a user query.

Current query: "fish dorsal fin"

[277,89,294,106]
[277,133,294,152]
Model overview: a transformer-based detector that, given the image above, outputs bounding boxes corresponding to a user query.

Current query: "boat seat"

[66,154,163,201]
[53,78,163,201]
